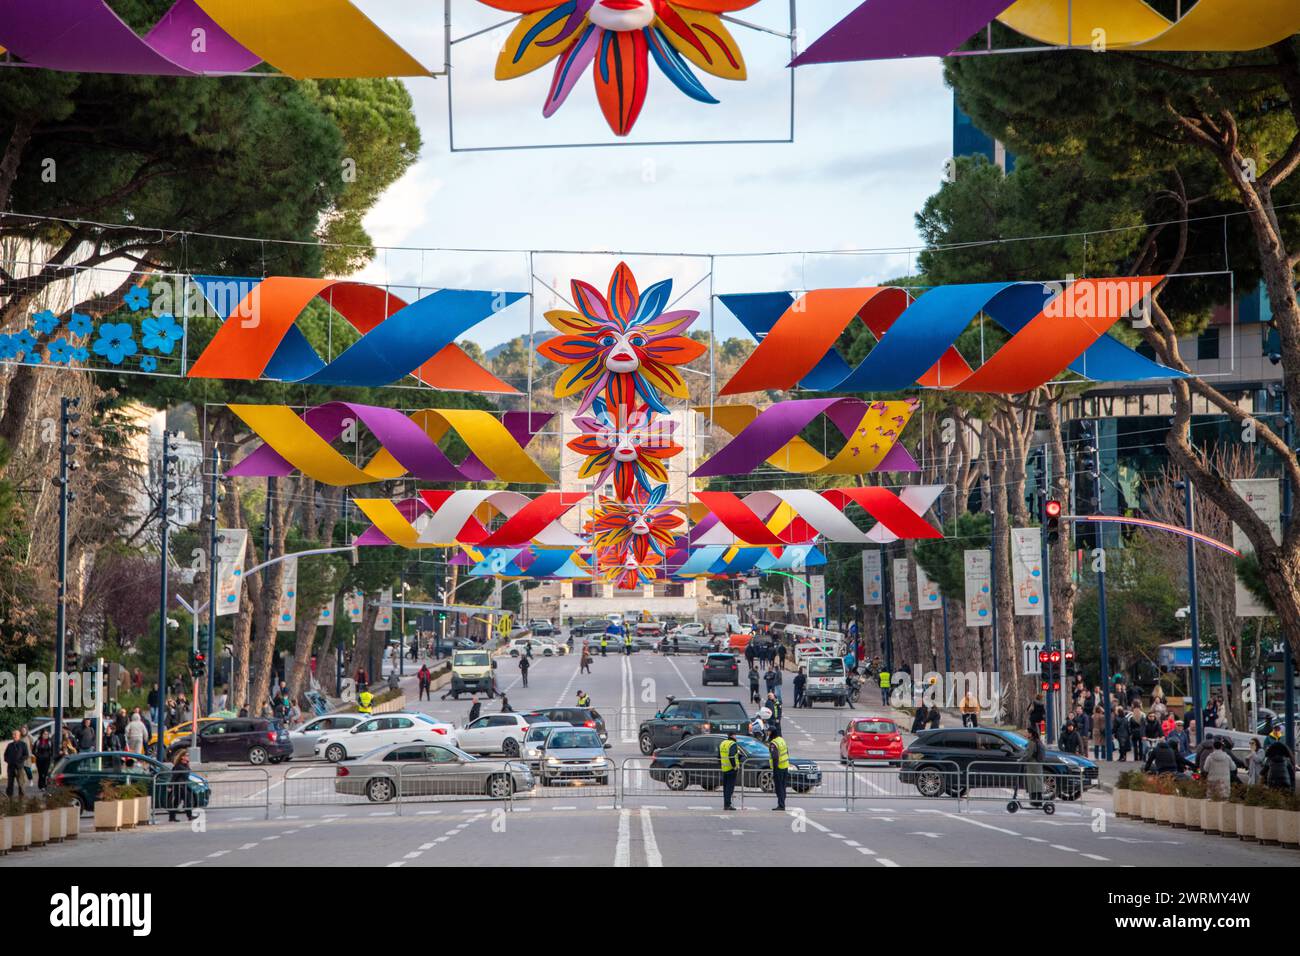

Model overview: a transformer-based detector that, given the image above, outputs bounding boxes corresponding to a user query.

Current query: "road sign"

[1023,641,1044,675]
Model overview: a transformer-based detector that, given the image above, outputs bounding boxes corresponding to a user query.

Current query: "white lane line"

[876,858,900,867]
[936,811,1020,836]
[419,842,437,850]
[640,808,663,867]
[1082,853,1110,861]
[615,809,631,867]
[1050,844,1078,853]
[796,813,832,833]
[238,842,259,851]
[664,654,696,696]
[206,850,229,858]
[177,860,202,868]
[386,861,407,868]
[855,846,877,856]
[1023,836,1048,843]
[555,654,583,707]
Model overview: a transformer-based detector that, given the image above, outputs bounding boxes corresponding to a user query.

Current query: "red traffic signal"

[1044,500,1062,519]
[1039,650,1051,664]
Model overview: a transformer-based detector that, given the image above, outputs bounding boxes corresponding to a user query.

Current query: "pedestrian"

[1027,694,1046,735]
[960,688,980,727]
[417,663,432,701]
[719,731,740,811]
[18,725,34,786]
[777,643,787,670]
[1247,737,1266,785]
[1143,738,1188,776]
[927,704,940,729]
[792,667,806,708]
[580,647,592,674]
[745,641,756,670]
[1020,724,1047,807]
[767,727,789,811]
[1142,710,1161,759]
[770,665,783,702]
[1057,720,1082,755]
[77,718,96,753]
[34,729,54,790]
[165,749,196,822]
[576,690,591,707]
[878,667,891,706]
[748,666,761,704]
[1202,738,1233,802]
[765,691,782,735]
[1091,707,1106,759]
[4,729,28,798]
[500,694,513,713]
[911,703,930,733]
[1114,707,1131,761]
[1263,739,1296,792]
[518,654,530,688]
[467,696,482,724]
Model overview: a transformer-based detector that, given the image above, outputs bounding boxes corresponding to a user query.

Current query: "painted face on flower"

[569,396,682,501]
[481,0,758,135]
[539,262,704,415]
[589,489,684,564]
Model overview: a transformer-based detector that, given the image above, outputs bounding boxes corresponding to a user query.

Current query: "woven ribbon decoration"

[352,490,586,549]
[688,486,946,545]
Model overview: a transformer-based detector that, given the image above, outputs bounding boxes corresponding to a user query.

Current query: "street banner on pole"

[916,563,941,611]
[862,549,882,605]
[317,597,336,627]
[375,588,393,631]
[964,550,992,627]
[1011,528,1044,617]
[892,558,913,620]
[215,528,248,617]
[344,589,364,623]
[276,557,298,631]
[810,575,827,619]
[792,577,808,618]
[1231,478,1280,618]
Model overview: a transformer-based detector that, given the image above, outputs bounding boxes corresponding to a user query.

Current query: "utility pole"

[937,495,951,678]
[1182,479,1204,746]
[54,396,81,751]
[156,430,175,761]
[1281,395,1296,751]
[1040,446,1056,744]
[1091,435,1113,760]
[881,545,894,676]
[206,448,220,714]
[985,474,999,677]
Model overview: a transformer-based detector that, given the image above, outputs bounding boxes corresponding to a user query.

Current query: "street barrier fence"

[151,768,271,821]
[961,760,1091,813]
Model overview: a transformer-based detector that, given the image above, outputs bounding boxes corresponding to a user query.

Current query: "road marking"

[876,858,900,867]
[796,813,831,833]
[936,811,1020,836]
[419,842,437,850]
[262,835,279,841]
[640,808,663,867]
[615,809,631,867]
[556,654,583,707]
[177,861,202,868]
[855,846,877,856]
[416,810,442,816]
[206,850,229,858]
[1050,844,1078,853]
[1082,853,1110,861]
[386,861,406,868]
[1023,836,1048,843]
[664,654,696,696]
[238,842,259,850]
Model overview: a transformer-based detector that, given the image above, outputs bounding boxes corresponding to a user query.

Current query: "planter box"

[93,799,126,832]
[8,813,31,849]
[1113,789,1131,817]
[28,809,50,846]
[134,796,151,826]
[1277,809,1300,848]
[1153,794,1173,825]
[1256,807,1281,846]
[1237,803,1257,841]
[1168,796,1186,828]
[1201,799,1221,834]
[1139,792,1157,821]
[1220,802,1238,837]
[47,807,66,842]
[0,815,9,853]
[63,806,80,840]
[1183,797,1201,831]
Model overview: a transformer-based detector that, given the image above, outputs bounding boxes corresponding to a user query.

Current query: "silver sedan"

[288,713,369,758]
[333,742,534,803]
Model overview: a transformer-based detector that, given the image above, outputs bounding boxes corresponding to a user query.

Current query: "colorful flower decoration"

[484,0,757,135]
[589,485,684,564]
[0,334,17,361]
[22,349,42,365]
[67,312,94,338]
[92,322,137,366]
[47,338,78,366]
[141,313,183,354]
[31,310,59,335]
[569,395,683,500]
[13,330,36,358]
[537,261,704,414]
[597,546,663,590]
[123,285,151,312]
[140,355,158,373]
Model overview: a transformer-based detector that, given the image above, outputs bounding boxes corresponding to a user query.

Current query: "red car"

[839,717,904,764]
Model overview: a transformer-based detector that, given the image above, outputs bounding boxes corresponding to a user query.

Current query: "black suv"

[899,727,1098,799]
[701,653,741,686]
[527,706,609,742]
[167,717,293,766]
[638,697,751,755]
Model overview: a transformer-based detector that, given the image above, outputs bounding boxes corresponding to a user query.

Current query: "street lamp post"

[1181,479,1204,746]
[205,448,220,715]
[1039,446,1057,744]
[1091,439,1114,761]
[156,430,174,761]
[54,396,80,753]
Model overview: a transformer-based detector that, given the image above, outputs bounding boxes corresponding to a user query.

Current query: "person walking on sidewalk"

[4,729,28,798]
[518,654,530,688]
[417,663,432,701]
[748,665,761,704]
[776,643,787,670]
[580,646,592,674]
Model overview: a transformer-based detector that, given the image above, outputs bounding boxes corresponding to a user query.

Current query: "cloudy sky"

[349,0,955,348]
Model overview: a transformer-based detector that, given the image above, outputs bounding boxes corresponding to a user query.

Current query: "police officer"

[357,688,374,716]
[767,728,789,811]
[719,731,740,811]
[623,633,633,656]
[878,668,891,706]
[576,690,591,708]
[600,636,608,657]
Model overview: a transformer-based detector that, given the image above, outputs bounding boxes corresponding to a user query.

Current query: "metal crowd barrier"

[961,760,1090,811]
[284,761,530,814]
[150,768,272,821]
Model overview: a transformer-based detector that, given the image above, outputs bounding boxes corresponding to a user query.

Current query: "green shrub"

[43,787,75,809]
[1178,778,1207,799]
[23,795,44,814]
[97,780,120,802]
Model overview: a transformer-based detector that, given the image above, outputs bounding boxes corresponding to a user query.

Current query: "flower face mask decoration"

[569,396,683,501]
[597,546,663,590]
[538,262,704,414]
[589,487,684,563]
[483,0,758,136]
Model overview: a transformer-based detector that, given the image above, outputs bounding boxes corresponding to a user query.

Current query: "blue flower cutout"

[71,346,89,363]
[92,322,137,365]
[31,310,58,334]
[48,338,78,365]
[0,335,17,361]
[13,330,36,357]
[67,312,94,338]
[141,313,183,355]
[123,285,151,312]
[22,348,42,365]
[140,355,158,373]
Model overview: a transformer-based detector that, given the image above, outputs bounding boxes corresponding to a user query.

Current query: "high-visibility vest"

[577,695,590,707]
[770,736,789,770]
[879,671,891,689]
[600,638,607,648]
[720,738,739,772]
[357,691,373,715]
[624,636,632,646]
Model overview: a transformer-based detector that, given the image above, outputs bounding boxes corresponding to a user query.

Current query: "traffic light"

[1038,649,1062,692]
[1044,499,1062,543]
[191,650,207,677]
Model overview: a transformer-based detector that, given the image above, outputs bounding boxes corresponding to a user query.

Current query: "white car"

[288,713,369,758]
[670,622,706,638]
[456,713,535,757]
[520,721,571,767]
[506,637,557,658]
[314,712,458,763]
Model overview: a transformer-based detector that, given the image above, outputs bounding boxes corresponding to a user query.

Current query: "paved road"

[8,630,1297,867]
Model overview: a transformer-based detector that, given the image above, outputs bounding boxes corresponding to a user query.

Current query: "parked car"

[49,752,211,813]
[288,713,370,759]
[333,742,533,802]
[167,717,293,766]
[528,619,556,636]
[456,713,535,757]
[148,716,221,749]
[702,653,741,686]
[521,721,572,768]
[314,713,458,763]
[657,632,716,655]
[507,637,556,658]
[899,727,1098,799]
[838,717,904,764]
[648,734,821,793]
[669,622,706,638]
[527,706,608,742]
[571,619,609,638]
[536,726,613,785]
[638,697,751,755]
